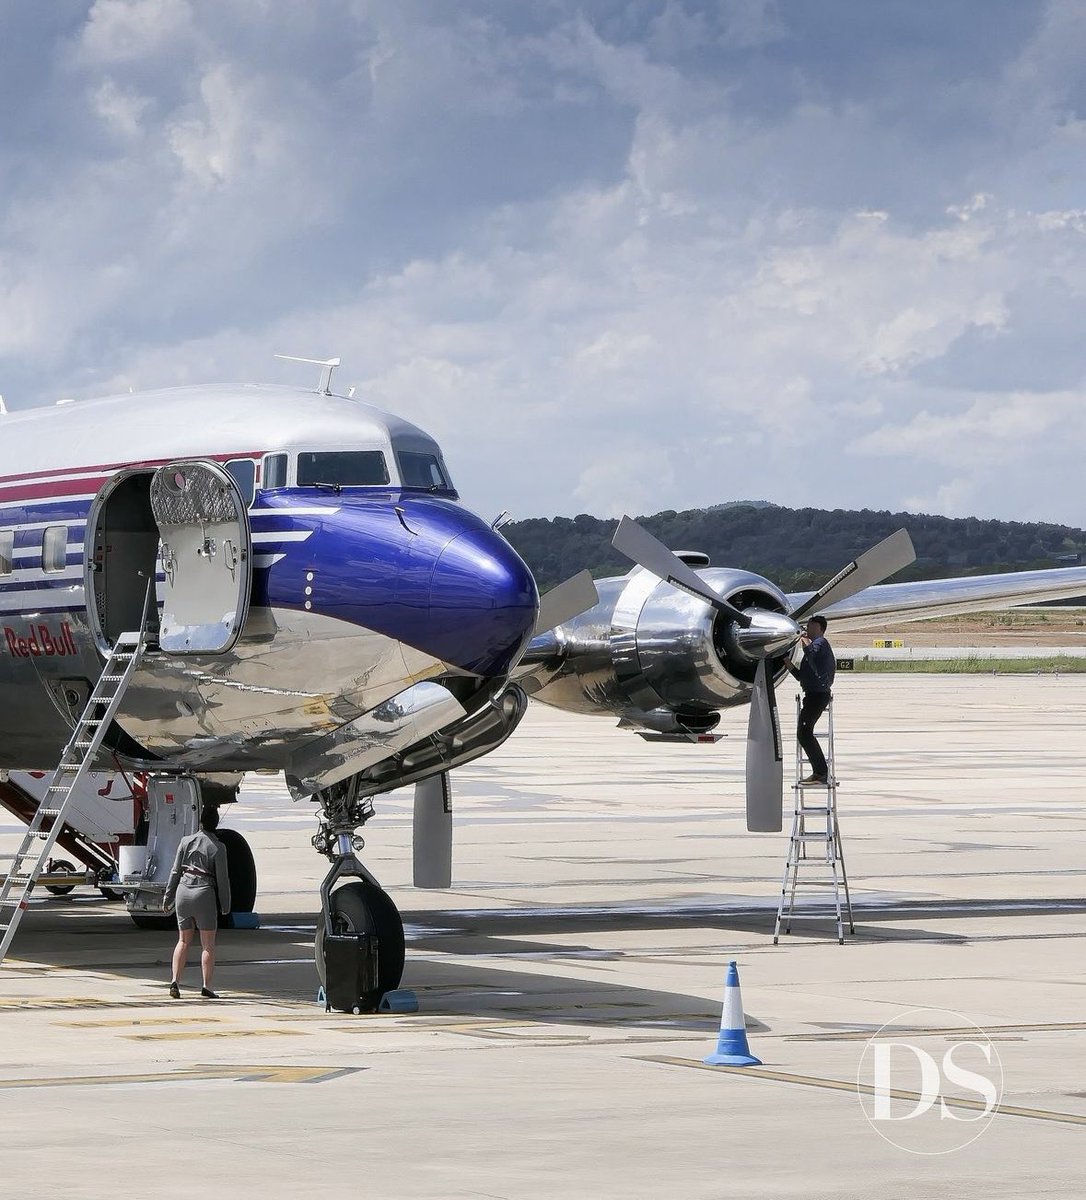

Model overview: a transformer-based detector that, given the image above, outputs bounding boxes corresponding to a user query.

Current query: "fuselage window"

[297,451,390,488]
[225,458,257,506]
[396,450,454,493]
[41,526,67,573]
[262,453,288,490]
[0,530,12,575]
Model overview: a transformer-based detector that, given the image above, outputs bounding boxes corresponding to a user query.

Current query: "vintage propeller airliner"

[3,362,1086,996]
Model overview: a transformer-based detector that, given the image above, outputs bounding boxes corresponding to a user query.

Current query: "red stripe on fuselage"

[0,476,105,502]
[0,451,265,502]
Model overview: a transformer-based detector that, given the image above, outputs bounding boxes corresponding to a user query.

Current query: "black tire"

[99,887,125,901]
[129,910,176,931]
[216,828,257,919]
[45,859,77,896]
[314,881,405,995]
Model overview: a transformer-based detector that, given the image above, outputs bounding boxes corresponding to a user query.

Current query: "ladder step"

[0,626,147,968]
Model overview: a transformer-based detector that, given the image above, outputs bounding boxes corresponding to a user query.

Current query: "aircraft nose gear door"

[150,461,252,654]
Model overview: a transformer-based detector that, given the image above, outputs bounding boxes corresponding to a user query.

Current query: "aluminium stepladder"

[0,630,148,965]
[773,693,854,945]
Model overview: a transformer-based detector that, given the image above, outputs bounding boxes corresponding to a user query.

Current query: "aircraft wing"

[786,566,1086,633]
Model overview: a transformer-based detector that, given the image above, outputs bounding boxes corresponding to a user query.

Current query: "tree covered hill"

[503,504,1086,593]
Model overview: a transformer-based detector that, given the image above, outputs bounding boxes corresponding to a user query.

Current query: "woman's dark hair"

[200,806,220,833]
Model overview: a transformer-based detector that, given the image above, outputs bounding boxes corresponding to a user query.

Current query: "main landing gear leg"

[311,782,406,997]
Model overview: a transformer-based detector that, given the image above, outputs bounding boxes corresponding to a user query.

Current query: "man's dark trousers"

[797,691,831,778]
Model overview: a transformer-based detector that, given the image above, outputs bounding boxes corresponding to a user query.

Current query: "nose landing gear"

[311,779,406,1001]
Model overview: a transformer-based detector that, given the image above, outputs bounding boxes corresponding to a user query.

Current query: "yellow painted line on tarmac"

[61,1017,230,1028]
[639,1056,1086,1127]
[123,1028,306,1041]
[0,997,253,1013]
[0,1064,362,1089]
[0,998,124,1011]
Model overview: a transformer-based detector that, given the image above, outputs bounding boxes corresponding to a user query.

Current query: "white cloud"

[78,0,194,65]
[91,78,151,140]
[3,1,1085,531]
[573,447,679,519]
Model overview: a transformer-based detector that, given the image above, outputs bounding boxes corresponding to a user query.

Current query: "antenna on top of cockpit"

[274,354,342,396]
[0,395,6,416]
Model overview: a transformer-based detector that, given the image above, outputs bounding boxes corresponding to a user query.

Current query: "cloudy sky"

[1,1,1084,526]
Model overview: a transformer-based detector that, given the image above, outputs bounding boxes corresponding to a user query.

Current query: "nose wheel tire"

[314,880,405,995]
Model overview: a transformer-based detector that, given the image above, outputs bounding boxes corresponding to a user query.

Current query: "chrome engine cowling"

[522,564,795,736]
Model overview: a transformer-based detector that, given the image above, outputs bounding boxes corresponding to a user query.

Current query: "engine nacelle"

[522,563,795,736]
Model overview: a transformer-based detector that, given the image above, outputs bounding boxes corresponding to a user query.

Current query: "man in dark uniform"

[788,614,836,785]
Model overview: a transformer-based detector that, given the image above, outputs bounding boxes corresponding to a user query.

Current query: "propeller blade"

[534,569,599,636]
[745,659,784,832]
[791,528,916,623]
[413,772,452,888]
[612,516,751,627]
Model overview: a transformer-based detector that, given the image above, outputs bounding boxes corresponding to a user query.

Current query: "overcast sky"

[1,1,1084,527]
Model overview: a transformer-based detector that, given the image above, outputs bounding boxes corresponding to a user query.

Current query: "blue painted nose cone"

[428,528,539,676]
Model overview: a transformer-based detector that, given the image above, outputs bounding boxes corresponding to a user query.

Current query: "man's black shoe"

[799,774,828,786]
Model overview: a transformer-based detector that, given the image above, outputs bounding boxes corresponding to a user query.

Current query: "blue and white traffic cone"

[704,960,762,1066]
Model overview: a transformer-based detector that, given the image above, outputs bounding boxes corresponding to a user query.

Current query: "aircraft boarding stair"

[0,632,146,965]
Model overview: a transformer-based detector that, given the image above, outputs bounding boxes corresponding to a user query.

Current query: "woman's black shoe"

[168,981,181,999]
[200,987,218,999]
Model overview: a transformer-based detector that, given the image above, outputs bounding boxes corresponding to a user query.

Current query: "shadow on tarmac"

[4,891,1085,1028]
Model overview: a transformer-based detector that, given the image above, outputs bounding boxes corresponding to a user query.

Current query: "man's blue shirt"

[798,635,835,695]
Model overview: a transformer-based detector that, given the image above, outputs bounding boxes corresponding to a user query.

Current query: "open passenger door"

[150,461,252,654]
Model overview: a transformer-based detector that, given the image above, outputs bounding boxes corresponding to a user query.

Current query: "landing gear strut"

[311,777,405,996]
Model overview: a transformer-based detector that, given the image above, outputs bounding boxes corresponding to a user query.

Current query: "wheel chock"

[378,988,419,1013]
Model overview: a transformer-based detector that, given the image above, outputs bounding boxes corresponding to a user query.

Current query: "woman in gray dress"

[164,807,232,998]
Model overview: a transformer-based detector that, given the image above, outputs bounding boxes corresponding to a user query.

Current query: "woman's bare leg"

[198,928,218,990]
[172,926,194,983]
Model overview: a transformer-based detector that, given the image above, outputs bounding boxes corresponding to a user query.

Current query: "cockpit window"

[262,453,288,490]
[297,451,390,488]
[225,458,256,505]
[396,450,453,492]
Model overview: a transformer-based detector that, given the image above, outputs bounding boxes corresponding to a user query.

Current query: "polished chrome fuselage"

[0,386,539,784]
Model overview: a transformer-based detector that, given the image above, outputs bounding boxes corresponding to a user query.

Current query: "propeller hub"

[734,610,801,661]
